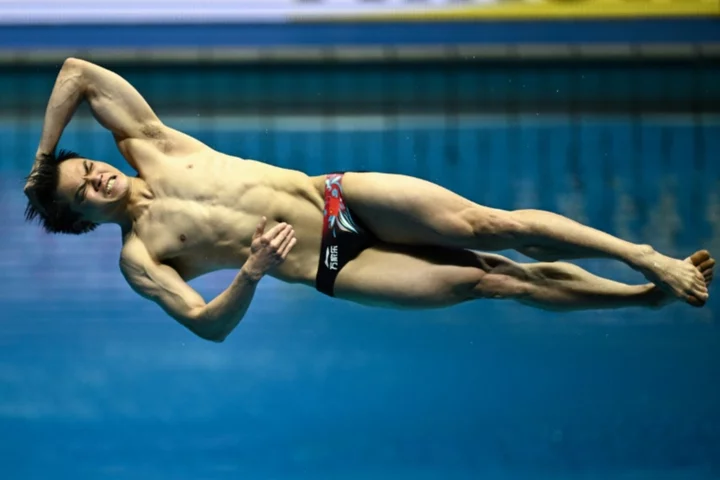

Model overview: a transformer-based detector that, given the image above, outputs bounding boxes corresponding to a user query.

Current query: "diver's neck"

[116,176,154,232]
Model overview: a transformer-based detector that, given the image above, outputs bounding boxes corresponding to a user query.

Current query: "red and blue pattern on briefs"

[315,173,375,297]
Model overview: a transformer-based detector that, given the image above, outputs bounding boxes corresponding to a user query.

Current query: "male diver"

[24,58,714,342]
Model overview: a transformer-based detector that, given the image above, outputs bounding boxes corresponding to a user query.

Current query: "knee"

[460,207,529,241]
[470,267,534,301]
[528,261,582,281]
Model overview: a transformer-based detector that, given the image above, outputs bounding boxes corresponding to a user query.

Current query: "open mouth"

[105,175,117,195]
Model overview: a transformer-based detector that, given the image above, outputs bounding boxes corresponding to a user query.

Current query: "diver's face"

[56,159,130,223]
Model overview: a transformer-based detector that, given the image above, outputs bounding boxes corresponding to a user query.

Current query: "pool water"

[0,64,718,479]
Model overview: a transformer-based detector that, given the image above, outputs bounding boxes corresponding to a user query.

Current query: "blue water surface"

[0,87,718,478]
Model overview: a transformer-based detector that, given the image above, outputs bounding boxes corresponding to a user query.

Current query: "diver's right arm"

[120,218,296,342]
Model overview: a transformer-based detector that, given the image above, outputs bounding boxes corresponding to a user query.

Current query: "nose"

[90,173,104,192]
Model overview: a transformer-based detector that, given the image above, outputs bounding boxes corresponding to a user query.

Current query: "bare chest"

[130,167,325,284]
[133,197,254,276]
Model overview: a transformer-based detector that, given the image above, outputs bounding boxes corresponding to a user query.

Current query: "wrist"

[240,265,263,284]
[35,149,52,161]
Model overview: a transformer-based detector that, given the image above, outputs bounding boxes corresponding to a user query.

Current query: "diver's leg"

[340,172,710,306]
[332,246,713,311]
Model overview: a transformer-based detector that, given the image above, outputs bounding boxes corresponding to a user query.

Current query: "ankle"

[631,244,658,270]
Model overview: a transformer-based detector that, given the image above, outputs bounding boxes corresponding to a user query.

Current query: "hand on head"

[23,168,47,216]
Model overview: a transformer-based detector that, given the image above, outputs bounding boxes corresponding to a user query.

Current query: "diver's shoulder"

[119,234,145,260]
[119,230,160,266]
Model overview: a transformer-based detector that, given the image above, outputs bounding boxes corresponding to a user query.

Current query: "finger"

[264,222,289,240]
[253,217,268,240]
[277,228,295,253]
[270,225,293,248]
[280,238,298,259]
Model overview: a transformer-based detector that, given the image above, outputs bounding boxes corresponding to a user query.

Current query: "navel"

[187,164,193,169]
[179,234,187,242]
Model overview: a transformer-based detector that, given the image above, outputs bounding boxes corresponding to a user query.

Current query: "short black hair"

[24,149,99,235]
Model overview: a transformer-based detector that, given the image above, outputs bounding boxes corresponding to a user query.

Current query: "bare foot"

[648,250,714,308]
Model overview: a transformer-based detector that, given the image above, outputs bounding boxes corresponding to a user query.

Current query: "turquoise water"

[1,66,719,478]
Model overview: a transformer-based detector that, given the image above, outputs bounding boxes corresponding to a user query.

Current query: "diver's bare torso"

[121,139,328,285]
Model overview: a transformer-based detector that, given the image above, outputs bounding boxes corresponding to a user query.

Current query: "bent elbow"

[194,329,228,343]
[184,307,228,343]
[62,57,85,74]
[206,333,227,343]
[58,58,88,90]
[193,322,228,344]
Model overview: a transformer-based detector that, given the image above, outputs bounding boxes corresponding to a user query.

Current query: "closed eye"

[75,183,87,204]
[75,160,94,203]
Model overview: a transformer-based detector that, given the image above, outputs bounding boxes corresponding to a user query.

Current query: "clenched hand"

[242,217,297,282]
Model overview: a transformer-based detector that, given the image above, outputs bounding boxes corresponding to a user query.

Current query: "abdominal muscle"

[134,157,328,285]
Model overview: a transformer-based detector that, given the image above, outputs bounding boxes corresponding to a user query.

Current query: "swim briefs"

[315,172,375,297]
